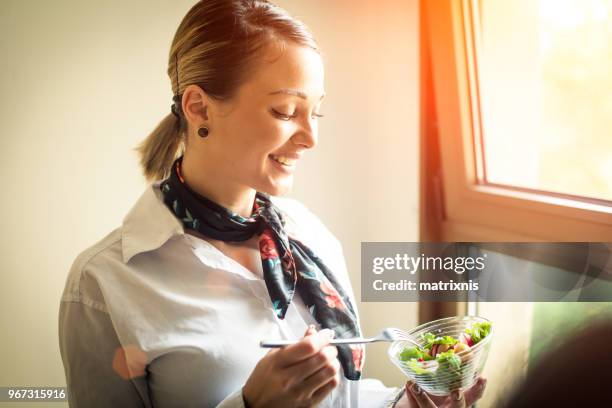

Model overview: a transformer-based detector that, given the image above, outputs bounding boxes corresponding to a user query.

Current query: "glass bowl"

[387,316,493,396]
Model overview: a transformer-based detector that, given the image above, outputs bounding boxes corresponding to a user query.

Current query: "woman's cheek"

[272,121,298,144]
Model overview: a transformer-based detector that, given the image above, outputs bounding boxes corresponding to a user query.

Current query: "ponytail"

[134,113,184,183]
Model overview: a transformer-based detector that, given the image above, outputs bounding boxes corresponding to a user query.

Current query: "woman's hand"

[394,377,487,408]
[242,326,340,408]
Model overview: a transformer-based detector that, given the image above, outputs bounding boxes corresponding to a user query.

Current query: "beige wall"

[0,0,418,404]
[275,0,420,387]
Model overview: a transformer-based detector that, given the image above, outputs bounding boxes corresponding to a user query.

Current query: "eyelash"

[271,109,325,121]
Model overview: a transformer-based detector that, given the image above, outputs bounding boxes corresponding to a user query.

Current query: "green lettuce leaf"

[434,335,458,347]
[407,359,436,376]
[399,346,434,362]
[435,350,463,389]
[464,322,491,345]
[422,332,436,349]
[436,350,461,370]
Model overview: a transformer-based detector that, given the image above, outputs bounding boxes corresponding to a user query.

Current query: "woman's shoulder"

[61,227,124,311]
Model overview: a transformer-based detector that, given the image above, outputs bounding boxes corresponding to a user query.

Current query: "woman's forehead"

[242,44,325,101]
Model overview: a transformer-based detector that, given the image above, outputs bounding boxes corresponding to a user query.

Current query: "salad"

[397,321,492,390]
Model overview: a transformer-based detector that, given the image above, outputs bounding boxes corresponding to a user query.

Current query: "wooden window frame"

[419,0,612,322]
[421,0,612,243]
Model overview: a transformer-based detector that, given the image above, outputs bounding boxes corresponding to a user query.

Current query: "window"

[421,1,612,405]
[478,0,612,202]
[421,0,612,242]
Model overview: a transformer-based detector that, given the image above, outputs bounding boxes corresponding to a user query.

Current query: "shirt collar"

[121,181,185,263]
[120,181,299,266]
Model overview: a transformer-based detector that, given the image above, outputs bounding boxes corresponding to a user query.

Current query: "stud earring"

[197,126,209,138]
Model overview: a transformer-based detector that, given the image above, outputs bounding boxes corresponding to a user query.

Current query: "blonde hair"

[134,0,318,183]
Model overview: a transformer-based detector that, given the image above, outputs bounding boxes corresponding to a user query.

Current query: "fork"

[260,327,422,348]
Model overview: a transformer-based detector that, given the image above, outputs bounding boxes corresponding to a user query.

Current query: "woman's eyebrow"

[268,88,325,100]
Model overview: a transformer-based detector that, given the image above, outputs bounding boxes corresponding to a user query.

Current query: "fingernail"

[452,390,462,401]
[411,382,422,395]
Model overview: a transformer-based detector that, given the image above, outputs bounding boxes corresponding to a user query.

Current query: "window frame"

[422,0,612,242]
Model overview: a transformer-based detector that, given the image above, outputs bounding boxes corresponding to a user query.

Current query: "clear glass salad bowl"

[387,316,493,396]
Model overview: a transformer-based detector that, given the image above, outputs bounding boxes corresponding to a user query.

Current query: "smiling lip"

[268,154,299,172]
[269,153,302,167]
[269,152,302,160]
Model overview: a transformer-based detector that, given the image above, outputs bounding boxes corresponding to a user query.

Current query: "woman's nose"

[293,118,318,149]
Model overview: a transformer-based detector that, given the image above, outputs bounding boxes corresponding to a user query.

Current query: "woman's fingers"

[277,329,334,367]
[310,376,339,405]
[463,377,487,406]
[447,389,467,408]
[301,355,341,395]
[404,385,421,408]
[405,381,437,408]
[303,324,317,336]
[285,345,338,382]
[403,377,486,408]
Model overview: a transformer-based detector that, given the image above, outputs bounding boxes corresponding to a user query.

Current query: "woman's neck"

[180,152,256,218]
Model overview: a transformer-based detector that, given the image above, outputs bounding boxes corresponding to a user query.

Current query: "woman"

[58,1,486,407]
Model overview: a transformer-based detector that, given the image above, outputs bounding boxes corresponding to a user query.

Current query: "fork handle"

[260,337,376,348]
[330,338,376,345]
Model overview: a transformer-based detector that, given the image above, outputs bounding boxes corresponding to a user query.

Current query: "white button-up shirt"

[59,181,397,407]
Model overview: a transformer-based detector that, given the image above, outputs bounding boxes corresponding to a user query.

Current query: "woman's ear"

[181,84,210,125]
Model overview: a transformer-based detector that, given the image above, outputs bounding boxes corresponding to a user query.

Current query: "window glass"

[477,0,612,201]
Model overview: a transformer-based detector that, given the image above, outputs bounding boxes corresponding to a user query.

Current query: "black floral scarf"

[159,156,364,380]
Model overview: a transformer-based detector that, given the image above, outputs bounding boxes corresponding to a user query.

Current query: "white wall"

[0,0,418,404]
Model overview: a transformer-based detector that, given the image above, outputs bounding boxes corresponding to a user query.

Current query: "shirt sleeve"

[60,299,252,408]
[58,300,149,407]
[214,389,246,408]
[145,345,249,408]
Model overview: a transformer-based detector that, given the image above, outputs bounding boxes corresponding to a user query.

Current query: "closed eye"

[271,109,296,121]
[271,109,325,121]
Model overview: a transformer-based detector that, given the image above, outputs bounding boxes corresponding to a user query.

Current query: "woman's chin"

[259,178,293,196]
